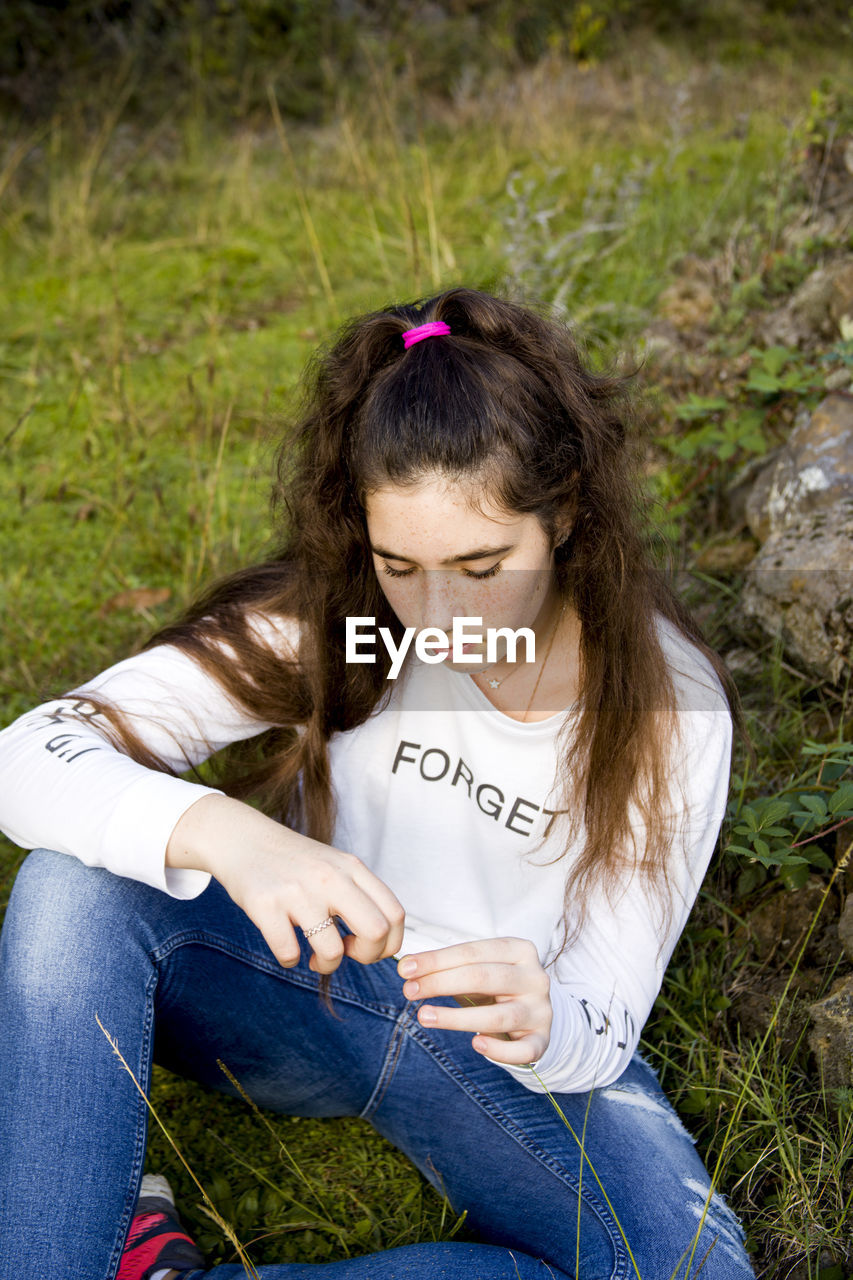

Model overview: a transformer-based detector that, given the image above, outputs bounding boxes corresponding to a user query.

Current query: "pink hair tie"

[402,320,451,349]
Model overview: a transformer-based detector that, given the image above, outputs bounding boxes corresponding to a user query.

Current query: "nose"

[420,570,462,632]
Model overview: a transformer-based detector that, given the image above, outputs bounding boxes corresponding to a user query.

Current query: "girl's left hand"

[397,937,552,1066]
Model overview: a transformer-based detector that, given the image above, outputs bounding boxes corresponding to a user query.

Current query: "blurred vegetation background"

[1,3,852,1277]
[2,0,852,122]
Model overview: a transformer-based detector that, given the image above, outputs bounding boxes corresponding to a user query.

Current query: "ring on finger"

[303,915,337,939]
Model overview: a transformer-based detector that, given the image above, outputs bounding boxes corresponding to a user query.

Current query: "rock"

[840,897,853,962]
[692,537,758,571]
[741,519,853,683]
[825,366,853,393]
[745,395,853,542]
[722,647,764,678]
[737,879,828,964]
[809,973,853,1089]
[733,968,823,1056]
[725,447,783,528]
[782,210,850,251]
[760,259,853,348]
[741,394,853,683]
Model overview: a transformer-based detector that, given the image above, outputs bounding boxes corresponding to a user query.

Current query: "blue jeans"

[0,850,755,1280]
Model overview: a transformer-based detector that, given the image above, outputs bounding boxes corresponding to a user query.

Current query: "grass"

[646,824,853,1275]
[140,1070,471,1267]
[1,28,852,1278]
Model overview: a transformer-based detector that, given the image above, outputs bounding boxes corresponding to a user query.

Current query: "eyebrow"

[370,543,515,566]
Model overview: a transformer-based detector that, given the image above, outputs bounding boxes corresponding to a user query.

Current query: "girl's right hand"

[165,793,405,974]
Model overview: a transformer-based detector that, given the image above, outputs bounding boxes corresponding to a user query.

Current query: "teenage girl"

[0,288,756,1279]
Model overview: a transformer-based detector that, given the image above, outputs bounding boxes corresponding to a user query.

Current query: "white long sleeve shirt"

[0,615,732,1095]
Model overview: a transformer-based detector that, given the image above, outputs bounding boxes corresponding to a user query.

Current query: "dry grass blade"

[267,83,339,321]
[95,1014,261,1278]
[216,1059,343,1228]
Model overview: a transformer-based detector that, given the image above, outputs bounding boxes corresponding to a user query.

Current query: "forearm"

[165,792,323,881]
[0,700,220,896]
[0,642,278,895]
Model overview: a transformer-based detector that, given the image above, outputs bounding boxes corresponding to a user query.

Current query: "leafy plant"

[665,342,827,470]
[725,740,853,894]
[668,395,767,463]
[803,77,853,149]
[744,344,823,397]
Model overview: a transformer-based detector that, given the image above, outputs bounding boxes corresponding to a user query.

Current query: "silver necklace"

[479,602,565,690]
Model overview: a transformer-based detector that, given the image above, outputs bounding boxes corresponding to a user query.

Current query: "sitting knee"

[1,850,148,1001]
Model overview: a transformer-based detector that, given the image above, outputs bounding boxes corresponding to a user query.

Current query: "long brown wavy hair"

[93,287,741,945]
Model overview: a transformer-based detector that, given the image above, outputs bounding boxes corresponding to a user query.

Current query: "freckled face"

[364,472,560,669]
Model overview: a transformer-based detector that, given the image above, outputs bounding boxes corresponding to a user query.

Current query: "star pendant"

[488,678,501,689]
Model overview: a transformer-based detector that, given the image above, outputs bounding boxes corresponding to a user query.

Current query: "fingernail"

[419,1006,437,1024]
[404,980,419,997]
[398,958,417,977]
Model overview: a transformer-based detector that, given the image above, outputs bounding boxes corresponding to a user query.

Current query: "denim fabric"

[0,849,755,1280]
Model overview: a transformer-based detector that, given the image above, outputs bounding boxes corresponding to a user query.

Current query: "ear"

[552,501,576,549]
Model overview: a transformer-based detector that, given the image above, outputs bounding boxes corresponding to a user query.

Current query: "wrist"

[165,793,242,879]
[165,792,313,883]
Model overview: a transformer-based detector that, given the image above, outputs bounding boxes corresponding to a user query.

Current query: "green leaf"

[802,739,853,757]
[761,346,793,377]
[726,843,755,858]
[828,781,853,815]
[781,862,811,890]
[780,367,818,390]
[800,844,833,871]
[675,395,728,421]
[746,369,783,394]
[262,1187,285,1214]
[737,864,766,895]
[740,807,760,832]
[237,1189,258,1216]
[754,846,808,868]
[740,431,768,455]
[762,798,794,823]
[792,812,819,832]
[798,794,828,819]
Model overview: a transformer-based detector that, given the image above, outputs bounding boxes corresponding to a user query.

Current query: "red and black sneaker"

[117,1174,206,1280]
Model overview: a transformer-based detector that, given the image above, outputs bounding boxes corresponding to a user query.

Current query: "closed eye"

[381,562,503,580]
